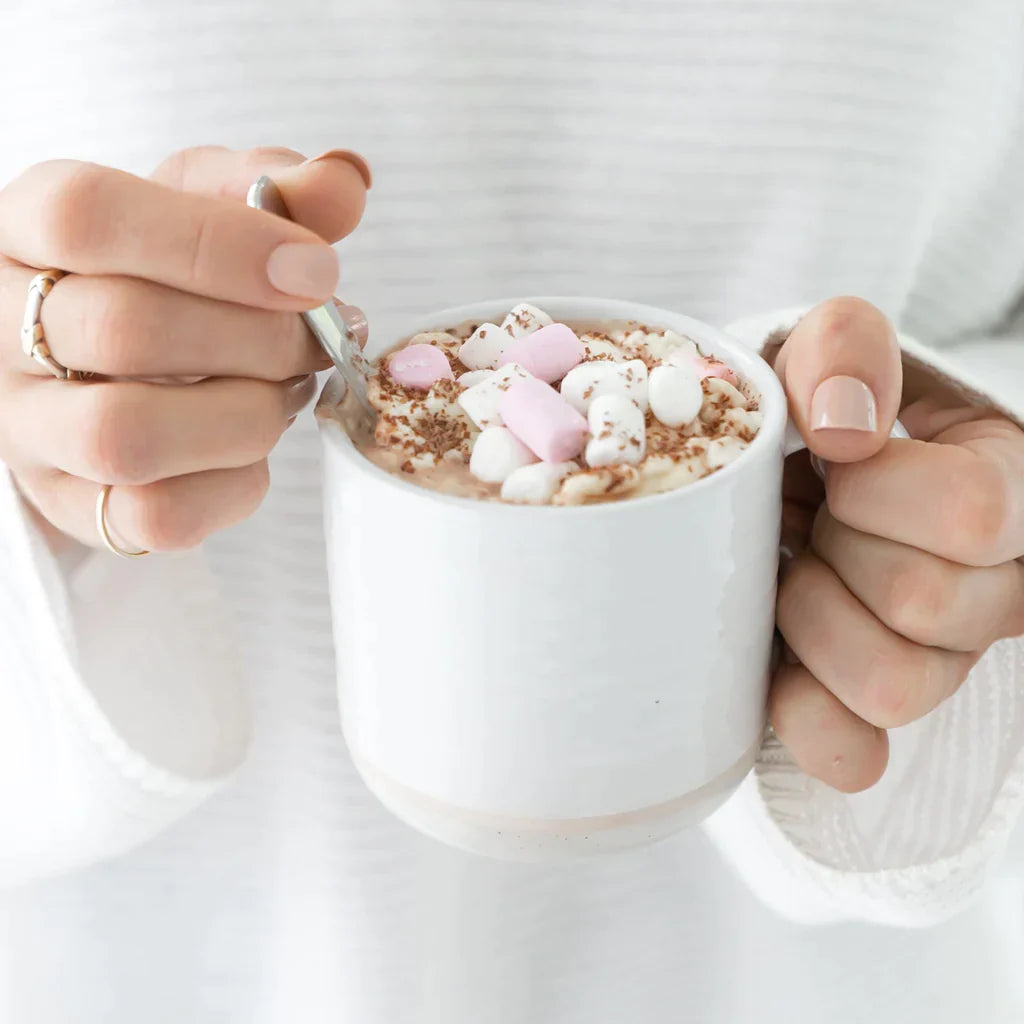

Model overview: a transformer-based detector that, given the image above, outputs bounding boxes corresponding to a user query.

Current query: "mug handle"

[783,418,911,479]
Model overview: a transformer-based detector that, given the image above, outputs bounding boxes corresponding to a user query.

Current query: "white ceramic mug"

[316,298,806,861]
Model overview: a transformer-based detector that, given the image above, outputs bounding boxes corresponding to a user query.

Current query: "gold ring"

[20,269,85,380]
[95,484,149,559]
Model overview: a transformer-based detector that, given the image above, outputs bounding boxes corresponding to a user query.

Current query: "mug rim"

[316,296,787,515]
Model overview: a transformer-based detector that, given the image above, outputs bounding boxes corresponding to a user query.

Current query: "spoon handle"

[246,175,374,417]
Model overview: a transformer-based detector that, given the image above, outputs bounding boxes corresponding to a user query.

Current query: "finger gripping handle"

[783,418,910,478]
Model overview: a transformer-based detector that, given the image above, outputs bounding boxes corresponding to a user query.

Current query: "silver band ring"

[20,269,82,380]
[96,484,149,559]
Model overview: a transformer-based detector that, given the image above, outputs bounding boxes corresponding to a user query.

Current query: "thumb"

[774,296,903,463]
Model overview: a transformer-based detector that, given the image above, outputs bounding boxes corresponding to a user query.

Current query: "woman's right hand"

[0,146,370,552]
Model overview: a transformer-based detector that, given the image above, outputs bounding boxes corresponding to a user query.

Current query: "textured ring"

[96,484,149,559]
[20,269,83,380]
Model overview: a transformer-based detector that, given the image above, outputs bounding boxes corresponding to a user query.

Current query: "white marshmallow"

[500,461,578,504]
[648,364,704,427]
[579,334,624,361]
[458,323,507,370]
[703,377,747,409]
[457,362,531,429]
[469,426,538,483]
[724,407,764,434]
[500,303,553,339]
[457,369,494,388]
[666,348,698,369]
[706,435,747,470]
[645,330,699,361]
[553,465,641,505]
[620,329,651,355]
[560,359,649,415]
[585,394,646,467]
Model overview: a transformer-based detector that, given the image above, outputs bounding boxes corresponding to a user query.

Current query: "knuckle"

[944,460,1009,565]
[263,311,306,378]
[40,162,111,262]
[154,146,229,190]
[76,387,153,484]
[83,281,143,374]
[185,208,218,288]
[126,487,204,551]
[859,646,936,729]
[879,559,954,645]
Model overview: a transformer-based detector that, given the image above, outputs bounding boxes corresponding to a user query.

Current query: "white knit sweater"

[1,2,1024,1022]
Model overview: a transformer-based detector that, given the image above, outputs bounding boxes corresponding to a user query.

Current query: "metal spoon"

[246,174,374,418]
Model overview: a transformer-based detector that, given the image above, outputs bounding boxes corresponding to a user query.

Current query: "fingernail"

[305,149,373,189]
[266,243,339,300]
[286,374,318,415]
[810,375,877,432]
[334,299,370,349]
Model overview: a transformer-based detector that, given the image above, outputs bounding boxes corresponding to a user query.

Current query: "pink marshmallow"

[669,348,740,387]
[499,377,588,462]
[387,344,455,390]
[499,323,585,383]
[696,358,740,387]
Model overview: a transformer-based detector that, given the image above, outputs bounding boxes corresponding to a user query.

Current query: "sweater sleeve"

[0,466,250,887]
[702,307,1024,927]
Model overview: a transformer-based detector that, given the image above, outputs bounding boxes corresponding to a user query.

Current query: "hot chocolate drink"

[323,302,762,505]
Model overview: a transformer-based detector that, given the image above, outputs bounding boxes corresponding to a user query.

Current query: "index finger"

[826,415,1024,566]
[0,160,339,310]
[150,145,370,243]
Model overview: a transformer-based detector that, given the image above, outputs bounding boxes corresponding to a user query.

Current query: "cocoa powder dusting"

[431,378,462,402]
[334,314,763,506]
[415,412,471,459]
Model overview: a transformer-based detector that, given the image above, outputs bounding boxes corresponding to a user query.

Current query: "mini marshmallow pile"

[377,303,760,505]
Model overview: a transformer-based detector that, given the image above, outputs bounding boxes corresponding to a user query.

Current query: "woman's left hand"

[769,296,1024,792]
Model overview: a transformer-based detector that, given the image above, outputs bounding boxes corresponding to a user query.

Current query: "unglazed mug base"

[347,740,759,862]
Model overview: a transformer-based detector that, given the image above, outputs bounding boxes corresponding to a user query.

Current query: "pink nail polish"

[810,375,877,432]
[305,149,373,189]
[266,243,339,300]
